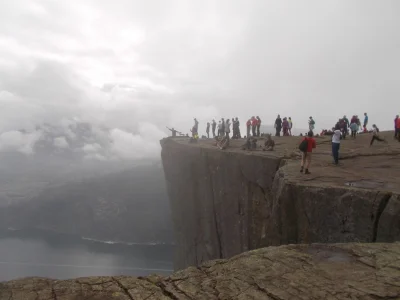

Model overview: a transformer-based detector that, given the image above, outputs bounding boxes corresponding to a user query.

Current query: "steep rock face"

[161,138,282,269]
[1,242,400,299]
[161,134,400,270]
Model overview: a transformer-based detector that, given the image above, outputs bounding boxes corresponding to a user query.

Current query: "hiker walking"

[370,124,387,146]
[206,122,210,138]
[256,116,261,137]
[211,119,216,137]
[299,131,316,174]
[332,125,341,165]
[274,115,282,136]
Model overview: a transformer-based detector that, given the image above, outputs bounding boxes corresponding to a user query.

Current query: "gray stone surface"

[1,242,400,299]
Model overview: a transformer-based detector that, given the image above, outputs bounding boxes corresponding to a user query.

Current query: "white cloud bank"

[0,0,400,159]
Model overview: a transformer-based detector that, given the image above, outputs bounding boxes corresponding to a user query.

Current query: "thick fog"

[1,0,400,159]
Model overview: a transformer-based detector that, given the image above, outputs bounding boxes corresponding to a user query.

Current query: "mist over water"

[0,229,174,281]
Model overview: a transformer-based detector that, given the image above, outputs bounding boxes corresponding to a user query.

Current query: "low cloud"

[0,130,42,155]
[1,0,399,160]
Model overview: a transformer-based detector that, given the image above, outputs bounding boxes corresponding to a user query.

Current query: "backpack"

[299,138,308,152]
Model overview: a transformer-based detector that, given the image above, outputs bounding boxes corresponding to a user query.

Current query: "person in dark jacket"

[274,115,282,136]
[256,116,261,137]
[206,122,210,138]
[211,119,216,137]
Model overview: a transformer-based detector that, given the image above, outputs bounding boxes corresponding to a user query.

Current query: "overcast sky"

[1,0,399,158]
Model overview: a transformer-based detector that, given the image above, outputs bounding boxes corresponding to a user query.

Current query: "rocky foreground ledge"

[1,242,400,300]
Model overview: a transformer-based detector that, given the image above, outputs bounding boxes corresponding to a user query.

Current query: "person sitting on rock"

[242,137,251,150]
[242,137,257,150]
[217,135,229,150]
[370,124,387,146]
[263,134,275,151]
[251,138,257,150]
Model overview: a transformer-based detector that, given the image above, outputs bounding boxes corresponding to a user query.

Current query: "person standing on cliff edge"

[299,131,316,174]
[211,119,216,137]
[256,116,261,137]
[274,115,282,136]
[206,122,210,138]
[246,118,251,137]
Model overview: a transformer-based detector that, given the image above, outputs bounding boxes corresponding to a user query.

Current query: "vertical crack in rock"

[372,193,392,242]
[205,152,223,259]
[51,282,58,300]
[155,282,180,300]
[112,277,134,300]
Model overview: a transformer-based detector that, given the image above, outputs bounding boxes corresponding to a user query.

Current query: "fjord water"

[0,229,174,281]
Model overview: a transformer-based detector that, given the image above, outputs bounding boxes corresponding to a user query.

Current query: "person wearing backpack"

[299,131,316,174]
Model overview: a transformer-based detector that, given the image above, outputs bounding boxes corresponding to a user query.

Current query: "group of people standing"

[246,116,262,137]
[204,118,242,139]
[273,115,294,136]
[299,112,395,175]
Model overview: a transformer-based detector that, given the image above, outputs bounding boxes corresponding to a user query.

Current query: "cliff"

[161,132,400,269]
[1,242,400,299]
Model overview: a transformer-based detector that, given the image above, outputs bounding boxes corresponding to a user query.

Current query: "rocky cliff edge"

[1,242,400,299]
[161,132,400,269]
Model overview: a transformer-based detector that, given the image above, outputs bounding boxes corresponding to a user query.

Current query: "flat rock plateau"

[1,242,399,299]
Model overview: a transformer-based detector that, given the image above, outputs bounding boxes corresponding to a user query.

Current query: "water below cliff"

[0,229,174,281]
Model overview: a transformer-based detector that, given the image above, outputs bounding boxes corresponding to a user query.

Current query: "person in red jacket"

[395,115,400,141]
[300,131,317,174]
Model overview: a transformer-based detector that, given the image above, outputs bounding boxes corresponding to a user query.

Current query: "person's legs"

[300,152,306,172]
[332,142,339,164]
[305,152,312,173]
[370,135,376,146]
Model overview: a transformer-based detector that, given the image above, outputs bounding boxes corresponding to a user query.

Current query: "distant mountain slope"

[0,164,174,244]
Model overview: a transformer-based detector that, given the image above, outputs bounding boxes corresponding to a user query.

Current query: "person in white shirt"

[331,125,341,165]
[370,124,387,146]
